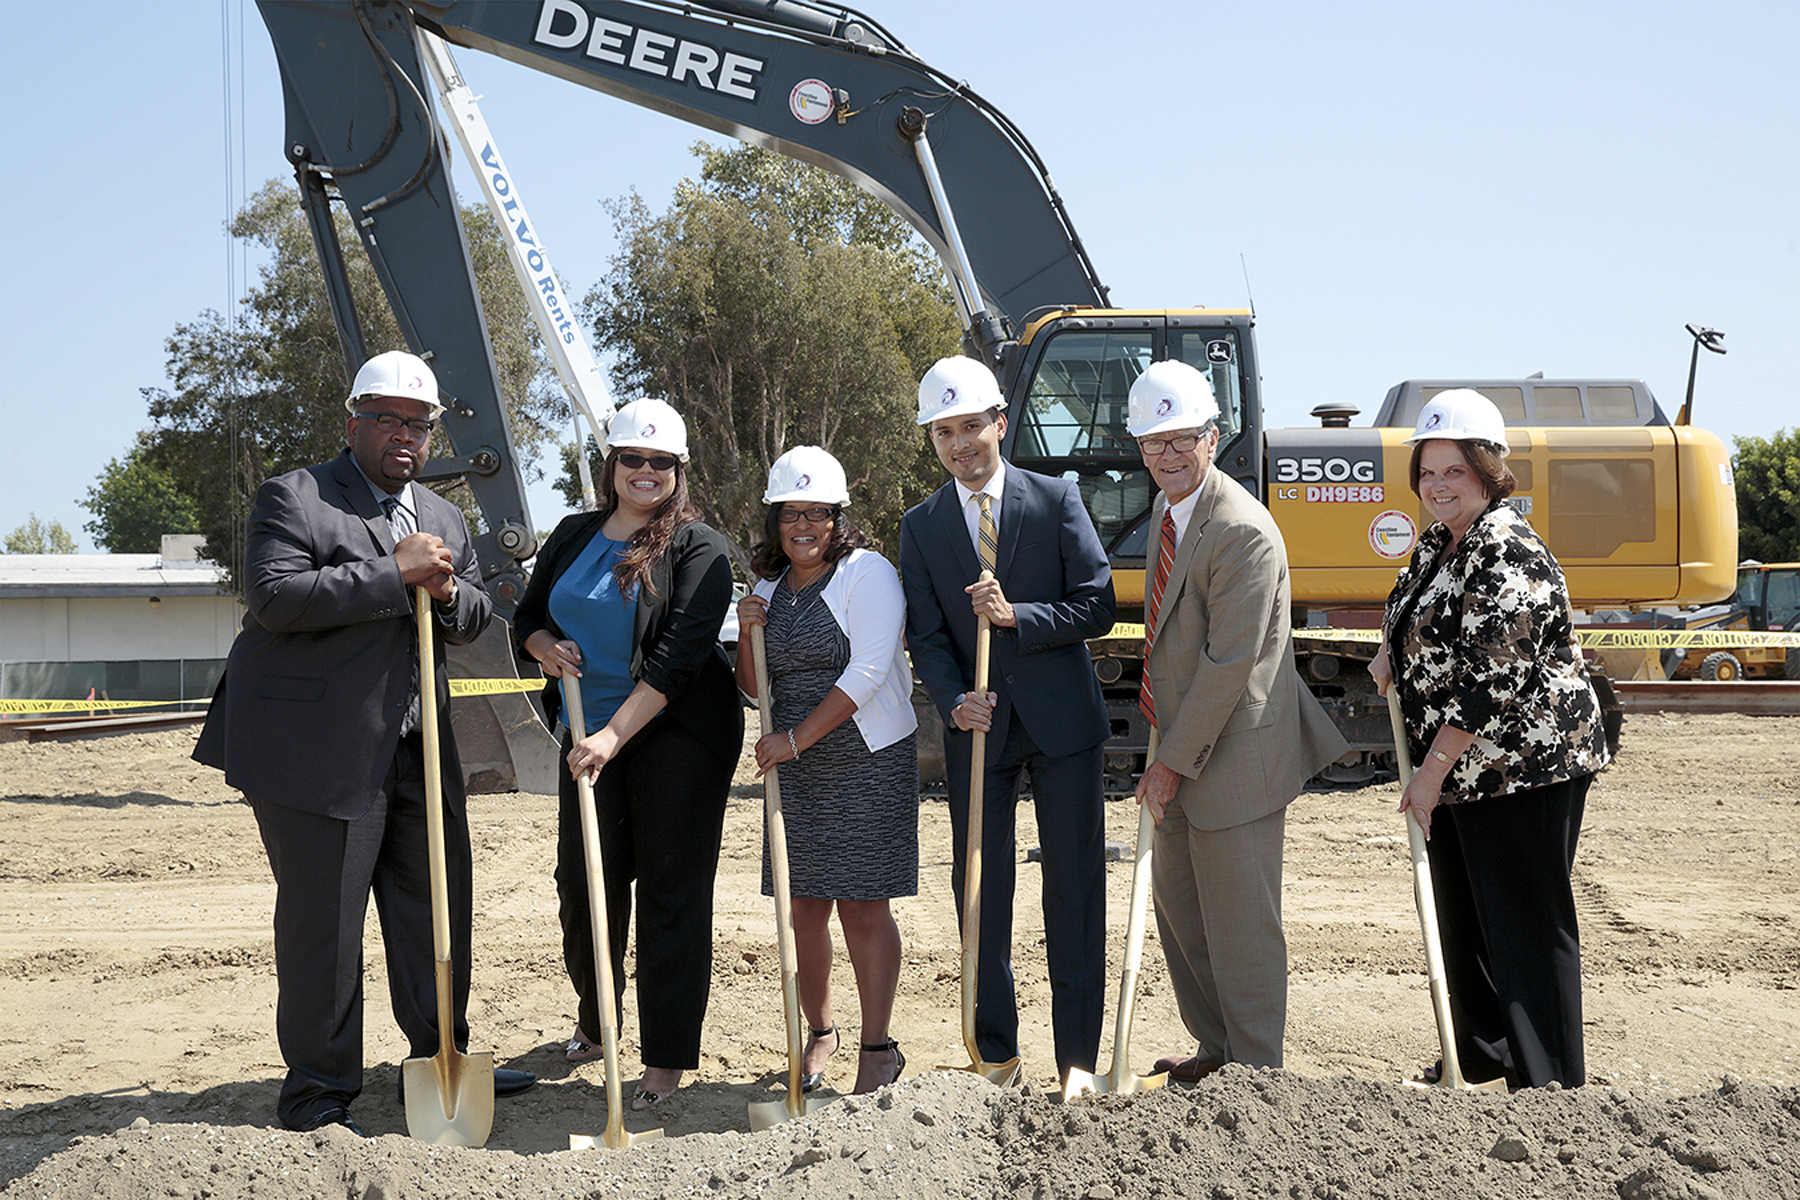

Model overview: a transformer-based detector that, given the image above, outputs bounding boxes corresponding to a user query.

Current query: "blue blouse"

[547,531,637,734]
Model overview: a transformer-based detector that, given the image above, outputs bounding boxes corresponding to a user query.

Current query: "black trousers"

[1426,773,1592,1088]
[251,733,472,1129]
[557,718,734,1070]
[945,718,1106,1075]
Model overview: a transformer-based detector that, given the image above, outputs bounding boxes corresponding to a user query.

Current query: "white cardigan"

[752,548,918,753]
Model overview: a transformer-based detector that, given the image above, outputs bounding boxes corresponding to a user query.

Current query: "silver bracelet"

[786,730,800,760]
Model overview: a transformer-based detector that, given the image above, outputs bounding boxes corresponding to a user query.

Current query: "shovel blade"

[1062,1065,1166,1102]
[939,1055,1021,1088]
[571,1125,664,1150]
[402,1050,495,1147]
[747,1092,836,1131]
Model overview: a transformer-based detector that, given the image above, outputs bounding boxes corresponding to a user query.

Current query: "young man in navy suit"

[194,351,535,1133]
[899,356,1117,1080]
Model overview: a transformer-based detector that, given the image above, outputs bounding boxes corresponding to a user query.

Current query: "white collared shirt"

[953,457,1007,561]
[1162,478,1203,551]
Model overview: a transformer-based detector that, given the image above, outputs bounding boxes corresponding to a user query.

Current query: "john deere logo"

[795,474,812,490]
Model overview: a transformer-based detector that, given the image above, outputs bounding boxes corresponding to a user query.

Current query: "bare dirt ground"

[2,711,1796,1198]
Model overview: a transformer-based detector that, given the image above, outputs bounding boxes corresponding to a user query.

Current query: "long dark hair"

[748,503,870,580]
[599,448,701,596]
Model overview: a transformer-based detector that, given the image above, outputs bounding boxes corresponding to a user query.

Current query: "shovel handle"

[416,590,458,1065]
[1387,688,1474,1090]
[560,676,630,1142]
[749,625,809,1105]
[959,578,995,1062]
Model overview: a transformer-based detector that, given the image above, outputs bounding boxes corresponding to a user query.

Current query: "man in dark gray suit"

[194,351,534,1133]
[900,356,1116,1080]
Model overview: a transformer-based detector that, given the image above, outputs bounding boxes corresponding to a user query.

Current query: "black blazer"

[512,511,742,765]
[193,450,492,819]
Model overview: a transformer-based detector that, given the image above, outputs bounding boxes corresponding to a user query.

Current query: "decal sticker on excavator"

[1369,510,1418,559]
[1205,340,1233,364]
[790,79,834,124]
[533,0,766,101]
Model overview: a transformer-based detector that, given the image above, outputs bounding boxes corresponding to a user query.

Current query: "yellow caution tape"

[0,698,199,714]
[1096,626,1800,650]
[448,677,548,696]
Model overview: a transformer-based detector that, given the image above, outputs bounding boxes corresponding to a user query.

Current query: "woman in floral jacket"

[1370,389,1610,1089]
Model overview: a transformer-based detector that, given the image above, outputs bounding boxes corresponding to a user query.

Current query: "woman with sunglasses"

[513,398,743,1111]
[734,446,919,1094]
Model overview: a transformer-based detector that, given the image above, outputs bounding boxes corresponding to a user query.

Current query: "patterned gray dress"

[759,567,919,901]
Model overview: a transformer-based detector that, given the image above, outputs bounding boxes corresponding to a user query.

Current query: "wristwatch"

[1429,748,1454,766]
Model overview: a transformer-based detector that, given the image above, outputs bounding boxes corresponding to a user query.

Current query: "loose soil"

[2,712,1796,1198]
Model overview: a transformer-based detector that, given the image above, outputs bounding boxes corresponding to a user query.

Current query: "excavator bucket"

[446,621,558,795]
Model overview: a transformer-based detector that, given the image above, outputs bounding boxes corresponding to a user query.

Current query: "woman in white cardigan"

[735,446,918,1094]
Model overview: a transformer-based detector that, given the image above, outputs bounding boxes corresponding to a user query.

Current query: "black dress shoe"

[295,1106,364,1136]
[495,1067,537,1097]
[397,1066,538,1104]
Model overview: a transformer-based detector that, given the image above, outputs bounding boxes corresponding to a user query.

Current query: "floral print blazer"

[1384,500,1611,805]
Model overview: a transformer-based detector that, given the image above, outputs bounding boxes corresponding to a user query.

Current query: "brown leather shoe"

[1152,1055,1223,1082]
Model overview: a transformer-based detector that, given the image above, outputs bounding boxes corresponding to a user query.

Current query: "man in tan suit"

[1130,360,1348,1079]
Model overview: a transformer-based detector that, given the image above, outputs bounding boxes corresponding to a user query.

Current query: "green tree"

[80,439,203,553]
[136,179,562,591]
[578,144,961,560]
[1733,429,1800,562]
[3,514,78,554]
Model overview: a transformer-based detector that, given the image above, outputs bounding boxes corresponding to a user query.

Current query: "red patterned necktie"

[1139,511,1177,726]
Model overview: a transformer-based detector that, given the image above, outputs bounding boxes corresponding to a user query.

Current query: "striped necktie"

[382,493,421,734]
[382,494,415,543]
[977,493,998,575]
[1139,510,1178,727]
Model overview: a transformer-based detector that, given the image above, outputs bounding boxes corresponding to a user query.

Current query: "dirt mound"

[7,1070,1798,1200]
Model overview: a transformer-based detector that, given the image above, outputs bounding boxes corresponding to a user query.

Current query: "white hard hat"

[346,350,441,412]
[1127,360,1218,439]
[764,445,850,505]
[1404,388,1511,456]
[603,398,689,460]
[916,356,1005,425]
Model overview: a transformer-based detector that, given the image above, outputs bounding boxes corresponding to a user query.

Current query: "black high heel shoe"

[800,1024,839,1092]
[859,1038,906,1091]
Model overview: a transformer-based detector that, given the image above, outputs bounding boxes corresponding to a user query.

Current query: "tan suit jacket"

[1144,465,1347,1065]
[1145,467,1346,827]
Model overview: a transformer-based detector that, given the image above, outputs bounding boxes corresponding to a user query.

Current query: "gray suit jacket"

[193,450,491,819]
[1145,467,1346,830]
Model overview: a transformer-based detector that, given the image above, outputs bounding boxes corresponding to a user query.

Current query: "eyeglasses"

[616,451,678,471]
[1137,432,1206,456]
[354,412,437,438]
[777,506,836,524]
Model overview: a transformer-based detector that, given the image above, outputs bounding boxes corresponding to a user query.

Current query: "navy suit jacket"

[900,464,1115,760]
[194,449,491,819]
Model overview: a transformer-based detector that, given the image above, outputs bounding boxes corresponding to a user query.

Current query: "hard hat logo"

[939,386,958,408]
[1422,411,1443,431]
[1156,396,1174,417]
[795,474,812,490]
[639,424,656,438]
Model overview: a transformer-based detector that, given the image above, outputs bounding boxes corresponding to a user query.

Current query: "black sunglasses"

[616,451,678,471]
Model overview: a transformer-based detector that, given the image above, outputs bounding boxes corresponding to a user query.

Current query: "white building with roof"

[0,536,243,709]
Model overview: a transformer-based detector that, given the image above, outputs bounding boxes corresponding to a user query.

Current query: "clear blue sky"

[3,0,1793,551]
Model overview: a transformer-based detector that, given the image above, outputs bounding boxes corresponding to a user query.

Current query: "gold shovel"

[1387,688,1507,1094]
[403,587,496,1146]
[560,676,664,1150]
[1063,727,1169,1100]
[745,624,836,1130]
[940,583,1023,1087]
